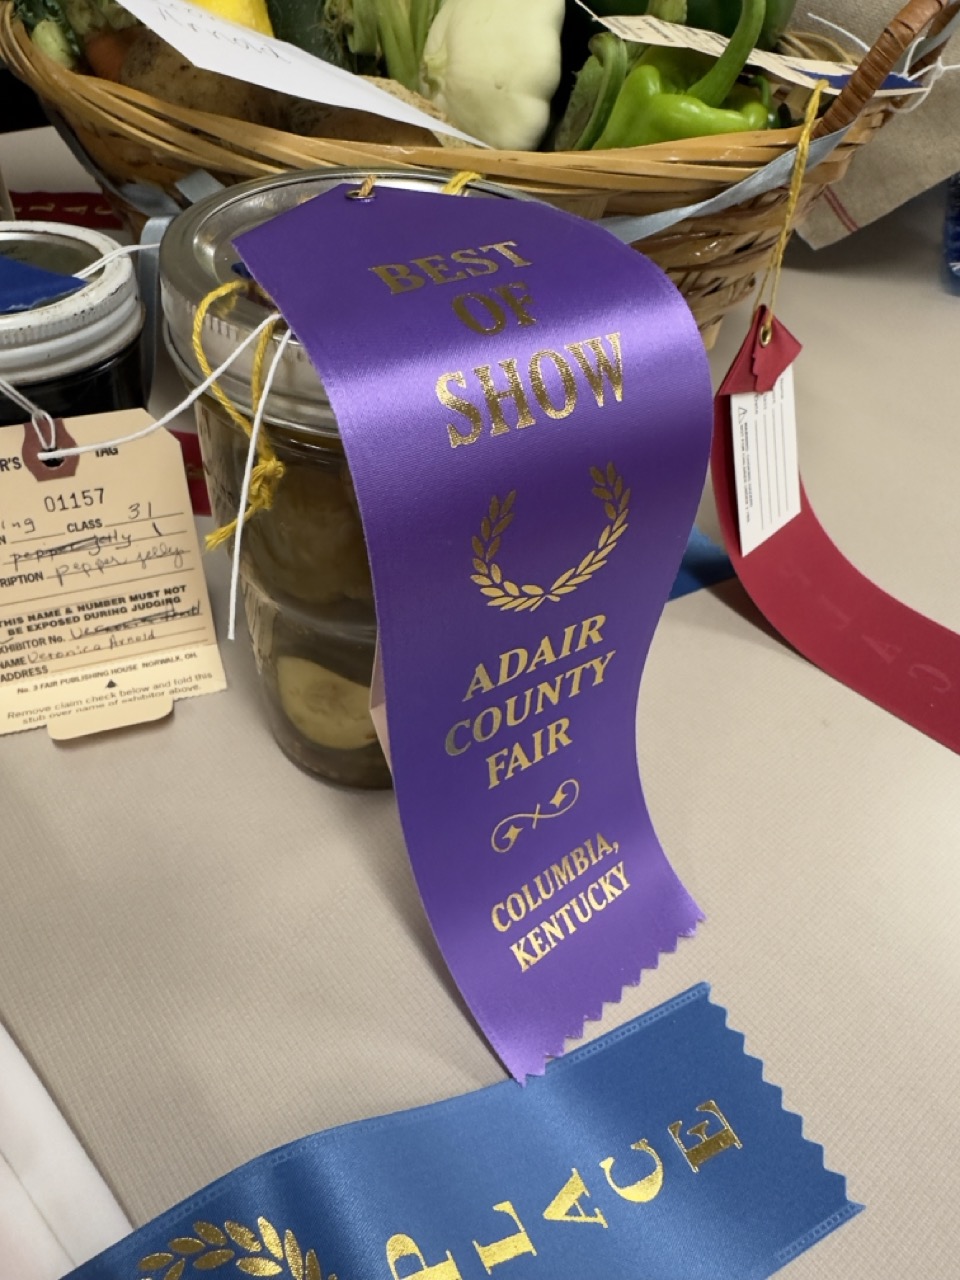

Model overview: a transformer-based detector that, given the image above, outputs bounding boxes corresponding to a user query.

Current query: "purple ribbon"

[236,184,713,1079]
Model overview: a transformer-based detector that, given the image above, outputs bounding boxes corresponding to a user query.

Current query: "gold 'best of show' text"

[367,239,626,449]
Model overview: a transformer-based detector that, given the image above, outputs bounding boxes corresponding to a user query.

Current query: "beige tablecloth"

[0,164,958,1277]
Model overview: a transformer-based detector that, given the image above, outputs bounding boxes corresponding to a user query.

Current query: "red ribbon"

[712,307,960,754]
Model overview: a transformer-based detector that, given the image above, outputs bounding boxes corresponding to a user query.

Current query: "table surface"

[2,131,958,1280]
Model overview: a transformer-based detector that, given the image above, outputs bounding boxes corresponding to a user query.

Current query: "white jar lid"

[0,222,142,384]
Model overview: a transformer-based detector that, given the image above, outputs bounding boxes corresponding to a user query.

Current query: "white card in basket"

[582,9,926,97]
[120,0,486,144]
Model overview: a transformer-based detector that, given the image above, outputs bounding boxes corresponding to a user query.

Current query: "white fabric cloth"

[0,1024,130,1279]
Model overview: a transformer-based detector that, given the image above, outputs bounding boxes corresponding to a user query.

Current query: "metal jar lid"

[160,168,533,436]
[0,222,142,383]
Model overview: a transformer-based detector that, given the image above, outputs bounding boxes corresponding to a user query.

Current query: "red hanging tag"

[718,306,802,397]
[711,310,960,754]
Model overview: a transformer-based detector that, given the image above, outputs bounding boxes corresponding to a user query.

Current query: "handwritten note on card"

[120,0,485,143]
[0,410,225,738]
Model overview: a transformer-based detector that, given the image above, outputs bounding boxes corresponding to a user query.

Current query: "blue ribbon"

[0,255,85,315]
[671,527,734,600]
[67,985,860,1280]
[600,127,851,246]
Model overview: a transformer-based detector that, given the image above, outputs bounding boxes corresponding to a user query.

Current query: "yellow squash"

[193,0,274,36]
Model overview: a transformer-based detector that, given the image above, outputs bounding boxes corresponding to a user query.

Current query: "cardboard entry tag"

[0,410,226,739]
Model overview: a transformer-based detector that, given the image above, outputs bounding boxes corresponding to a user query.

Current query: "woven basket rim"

[0,1,891,203]
[3,0,951,346]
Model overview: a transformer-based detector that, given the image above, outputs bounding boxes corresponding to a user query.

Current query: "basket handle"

[813,0,960,137]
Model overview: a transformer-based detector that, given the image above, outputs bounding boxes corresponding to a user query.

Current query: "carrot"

[83,26,138,82]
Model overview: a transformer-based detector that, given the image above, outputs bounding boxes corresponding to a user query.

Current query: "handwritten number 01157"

[43,489,105,513]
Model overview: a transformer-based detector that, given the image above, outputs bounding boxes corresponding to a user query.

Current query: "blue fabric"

[67,985,860,1280]
[670,527,734,599]
[0,254,85,315]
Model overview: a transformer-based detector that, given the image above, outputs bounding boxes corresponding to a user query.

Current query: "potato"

[119,30,278,124]
[283,76,445,144]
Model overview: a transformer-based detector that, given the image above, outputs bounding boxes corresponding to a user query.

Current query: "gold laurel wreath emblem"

[471,464,630,612]
[138,1217,332,1280]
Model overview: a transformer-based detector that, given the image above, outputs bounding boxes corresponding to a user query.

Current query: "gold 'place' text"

[384,1099,742,1278]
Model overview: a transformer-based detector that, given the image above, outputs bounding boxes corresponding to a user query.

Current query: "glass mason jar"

[0,222,143,427]
[160,168,529,788]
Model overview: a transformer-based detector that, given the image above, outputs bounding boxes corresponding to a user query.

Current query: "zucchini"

[266,0,357,67]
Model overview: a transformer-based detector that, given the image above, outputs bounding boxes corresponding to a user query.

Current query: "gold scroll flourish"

[471,465,630,612]
[137,1216,333,1280]
[491,778,581,853]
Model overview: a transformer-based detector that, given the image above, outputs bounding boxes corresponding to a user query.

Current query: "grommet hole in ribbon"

[346,175,378,202]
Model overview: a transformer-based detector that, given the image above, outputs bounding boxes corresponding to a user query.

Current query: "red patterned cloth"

[10,192,124,230]
[172,430,212,517]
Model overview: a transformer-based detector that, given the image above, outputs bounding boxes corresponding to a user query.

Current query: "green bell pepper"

[687,0,796,51]
[594,0,770,148]
[553,32,631,150]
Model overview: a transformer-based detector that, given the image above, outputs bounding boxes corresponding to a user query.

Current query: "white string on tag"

[805,9,958,111]
[74,243,149,280]
[893,54,960,112]
[226,327,293,642]
[804,12,869,52]
[0,375,57,453]
[37,309,282,461]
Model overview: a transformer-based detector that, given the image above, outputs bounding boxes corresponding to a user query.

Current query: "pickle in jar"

[245,464,372,608]
[276,654,380,751]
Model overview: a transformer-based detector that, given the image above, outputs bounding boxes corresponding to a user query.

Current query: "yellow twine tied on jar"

[442,170,485,195]
[756,80,827,343]
[192,279,285,551]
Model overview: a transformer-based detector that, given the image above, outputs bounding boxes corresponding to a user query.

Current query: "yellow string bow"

[193,279,284,551]
[757,80,827,343]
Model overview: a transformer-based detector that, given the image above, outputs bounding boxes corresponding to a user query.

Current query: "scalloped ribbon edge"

[529,982,865,1265]
[511,915,704,1080]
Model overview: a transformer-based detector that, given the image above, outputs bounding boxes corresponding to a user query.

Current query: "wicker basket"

[1,0,955,342]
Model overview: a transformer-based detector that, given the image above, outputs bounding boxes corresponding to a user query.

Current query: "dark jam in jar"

[0,223,143,428]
